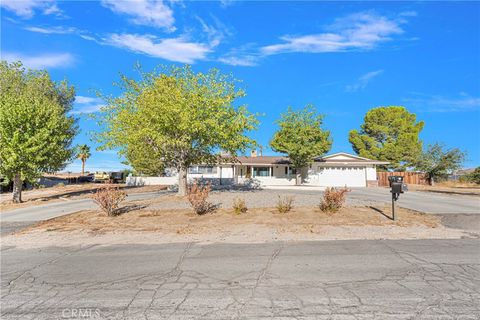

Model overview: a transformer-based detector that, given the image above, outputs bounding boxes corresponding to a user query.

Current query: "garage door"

[311,166,366,187]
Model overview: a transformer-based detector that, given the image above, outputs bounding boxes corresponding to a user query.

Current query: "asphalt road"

[349,188,480,214]
[0,191,167,222]
[1,239,479,319]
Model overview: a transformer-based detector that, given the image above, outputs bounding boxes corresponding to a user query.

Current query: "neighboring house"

[127,152,388,188]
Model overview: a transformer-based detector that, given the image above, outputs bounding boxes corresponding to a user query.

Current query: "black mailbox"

[391,182,408,194]
[388,176,408,220]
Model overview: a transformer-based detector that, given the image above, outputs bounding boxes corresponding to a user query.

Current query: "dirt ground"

[24,205,440,233]
[408,182,480,196]
[5,204,470,249]
[0,184,167,211]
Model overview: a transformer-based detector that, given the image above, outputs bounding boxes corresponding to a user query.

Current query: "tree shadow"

[369,206,394,221]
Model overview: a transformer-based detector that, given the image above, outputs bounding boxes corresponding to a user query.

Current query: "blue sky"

[1,0,479,172]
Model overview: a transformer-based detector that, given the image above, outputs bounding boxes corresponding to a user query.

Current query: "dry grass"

[22,205,440,236]
[408,183,480,195]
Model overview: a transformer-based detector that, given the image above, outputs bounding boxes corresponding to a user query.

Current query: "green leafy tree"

[76,144,91,175]
[96,65,258,195]
[0,61,77,202]
[464,167,480,184]
[270,105,332,185]
[415,143,466,185]
[349,106,424,170]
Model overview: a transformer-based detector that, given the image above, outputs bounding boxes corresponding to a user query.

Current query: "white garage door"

[312,166,366,187]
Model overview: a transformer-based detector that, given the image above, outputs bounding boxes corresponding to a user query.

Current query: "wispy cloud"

[0,0,63,19]
[218,55,259,67]
[24,25,76,34]
[403,92,480,112]
[261,12,406,55]
[2,52,74,69]
[71,96,105,114]
[101,0,175,31]
[345,69,384,92]
[105,33,211,63]
[195,15,232,47]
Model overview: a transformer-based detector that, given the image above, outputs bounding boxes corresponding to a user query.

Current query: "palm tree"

[77,144,91,175]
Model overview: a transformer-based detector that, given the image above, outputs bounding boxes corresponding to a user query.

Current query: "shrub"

[92,186,126,216]
[187,181,216,215]
[232,198,248,215]
[319,187,349,214]
[276,195,294,213]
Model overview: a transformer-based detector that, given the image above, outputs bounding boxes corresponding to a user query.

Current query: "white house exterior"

[126,152,388,188]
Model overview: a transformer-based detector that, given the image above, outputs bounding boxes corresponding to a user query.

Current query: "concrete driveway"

[1,239,479,319]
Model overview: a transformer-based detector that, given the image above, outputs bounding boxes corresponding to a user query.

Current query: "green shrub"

[232,198,248,215]
[319,187,349,214]
[276,195,294,213]
[465,167,480,184]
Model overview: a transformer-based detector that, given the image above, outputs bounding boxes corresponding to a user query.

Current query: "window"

[253,167,270,177]
[188,166,217,174]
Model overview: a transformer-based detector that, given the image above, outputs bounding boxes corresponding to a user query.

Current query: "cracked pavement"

[1,239,479,319]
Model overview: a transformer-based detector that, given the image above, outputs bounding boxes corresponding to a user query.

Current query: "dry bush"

[92,186,126,216]
[187,181,216,215]
[232,198,248,215]
[319,187,349,214]
[276,195,294,213]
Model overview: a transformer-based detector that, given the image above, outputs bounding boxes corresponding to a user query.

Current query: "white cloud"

[403,92,480,112]
[219,55,259,67]
[106,33,210,63]
[345,69,384,92]
[219,0,236,8]
[101,0,175,31]
[261,12,404,55]
[2,52,74,69]
[71,96,105,114]
[24,26,76,34]
[0,0,62,18]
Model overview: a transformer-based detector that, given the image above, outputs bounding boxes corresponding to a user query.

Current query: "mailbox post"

[388,176,408,220]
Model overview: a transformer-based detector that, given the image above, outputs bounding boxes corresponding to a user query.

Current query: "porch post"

[270,167,273,177]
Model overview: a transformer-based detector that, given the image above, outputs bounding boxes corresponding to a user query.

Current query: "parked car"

[78,174,94,183]
[94,171,124,183]
[94,171,110,183]
[110,172,125,183]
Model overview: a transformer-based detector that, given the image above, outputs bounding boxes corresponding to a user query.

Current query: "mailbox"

[387,176,408,220]
[388,176,408,194]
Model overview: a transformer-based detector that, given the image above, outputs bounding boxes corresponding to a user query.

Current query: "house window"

[188,166,217,174]
[253,167,270,177]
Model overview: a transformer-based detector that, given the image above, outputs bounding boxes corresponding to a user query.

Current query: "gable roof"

[314,152,389,165]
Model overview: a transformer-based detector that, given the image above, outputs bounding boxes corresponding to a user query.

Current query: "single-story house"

[126,152,388,188]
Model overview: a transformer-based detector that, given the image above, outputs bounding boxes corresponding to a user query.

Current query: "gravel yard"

[138,188,375,210]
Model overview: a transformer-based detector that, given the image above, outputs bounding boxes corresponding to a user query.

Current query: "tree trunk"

[12,173,23,203]
[430,176,435,186]
[295,171,301,186]
[178,167,188,196]
[81,159,85,175]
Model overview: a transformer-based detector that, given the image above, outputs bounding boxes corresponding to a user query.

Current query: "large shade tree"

[349,106,424,170]
[0,61,77,202]
[96,65,258,195]
[415,143,466,185]
[270,105,332,185]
